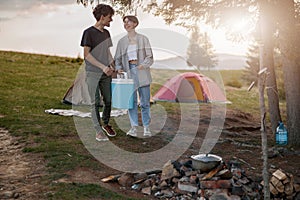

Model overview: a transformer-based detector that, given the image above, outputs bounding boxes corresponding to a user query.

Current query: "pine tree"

[243,42,260,85]
[186,26,217,70]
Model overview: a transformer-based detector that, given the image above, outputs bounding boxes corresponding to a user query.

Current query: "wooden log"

[201,164,224,180]
[270,176,284,193]
[101,174,122,183]
[269,182,279,195]
[294,183,300,192]
[284,174,294,196]
[216,169,232,179]
[283,172,292,184]
[272,169,287,181]
[284,182,294,196]
[270,176,281,186]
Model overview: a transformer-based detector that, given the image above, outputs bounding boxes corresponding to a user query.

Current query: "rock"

[151,184,159,192]
[161,189,173,198]
[190,175,198,184]
[2,191,14,199]
[200,180,232,189]
[161,160,180,180]
[118,173,135,187]
[209,192,231,200]
[185,170,198,177]
[159,180,168,188]
[142,179,152,187]
[141,186,151,195]
[178,181,198,193]
[133,172,148,182]
[231,184,244,196]
[172,177,180,184]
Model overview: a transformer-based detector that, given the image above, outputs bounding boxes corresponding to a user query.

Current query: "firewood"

[282,176,290,184]
[284,182,294,196]
[294,183,300,192]
[272,169,287,181]
[101,174,121,183]
[270,176,284,193]
[282,172,292,184]
[216,169,232,179]
[270,176,280,186]
[276,182,285,193]
[269,182,279,195]
[284,175,294,196]
[201,164,223,180]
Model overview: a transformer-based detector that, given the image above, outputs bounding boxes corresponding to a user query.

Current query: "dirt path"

[0,128,47,200]
[0,127,154,200]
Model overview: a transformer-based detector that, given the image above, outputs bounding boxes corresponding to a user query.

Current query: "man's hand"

[103,66,113,76]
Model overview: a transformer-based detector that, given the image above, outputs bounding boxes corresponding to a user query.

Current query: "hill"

[153,53,247,70]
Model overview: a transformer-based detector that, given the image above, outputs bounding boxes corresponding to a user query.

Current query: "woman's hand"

[117,69,124,74]
[137,65,144,70]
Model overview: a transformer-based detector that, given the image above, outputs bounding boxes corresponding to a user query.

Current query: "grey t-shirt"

[80,26,112,73]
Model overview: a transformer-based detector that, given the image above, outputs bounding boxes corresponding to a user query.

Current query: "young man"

[80,4,116,141]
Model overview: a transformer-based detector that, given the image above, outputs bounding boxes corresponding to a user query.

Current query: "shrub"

[226,79,243,88]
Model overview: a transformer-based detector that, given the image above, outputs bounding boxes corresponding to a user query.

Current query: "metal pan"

[191,154,222,172]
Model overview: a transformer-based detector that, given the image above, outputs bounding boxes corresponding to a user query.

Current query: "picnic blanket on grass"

[45,109,127,118]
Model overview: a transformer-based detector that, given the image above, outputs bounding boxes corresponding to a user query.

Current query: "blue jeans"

[129,64,151,127]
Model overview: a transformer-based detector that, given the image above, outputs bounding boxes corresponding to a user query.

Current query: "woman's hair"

[93,4,115,21]
[123,15,139,26]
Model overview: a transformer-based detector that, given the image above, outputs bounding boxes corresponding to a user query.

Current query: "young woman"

[114,15,154,137]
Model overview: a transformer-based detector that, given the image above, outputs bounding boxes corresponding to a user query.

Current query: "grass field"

[0,50,272,199]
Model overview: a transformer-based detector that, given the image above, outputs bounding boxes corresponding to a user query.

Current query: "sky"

[0,0,250,59]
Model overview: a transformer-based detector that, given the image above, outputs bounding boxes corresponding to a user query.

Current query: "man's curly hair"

[93,4,115,21]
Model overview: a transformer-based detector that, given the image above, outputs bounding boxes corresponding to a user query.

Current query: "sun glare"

[231,18,249,34]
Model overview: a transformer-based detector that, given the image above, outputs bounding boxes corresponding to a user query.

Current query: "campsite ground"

[0,51,299,199]
[1,106,300,200]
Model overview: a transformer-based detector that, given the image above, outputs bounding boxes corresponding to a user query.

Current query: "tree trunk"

[259,0,282,134]
[257,2,271,197]
[258,48,270,199]
[278,0,300,147]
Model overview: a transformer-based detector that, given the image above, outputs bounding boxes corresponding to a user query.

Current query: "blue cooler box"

[111,78,134,109]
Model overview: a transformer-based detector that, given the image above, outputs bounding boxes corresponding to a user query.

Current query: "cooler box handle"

[117,72,128,79]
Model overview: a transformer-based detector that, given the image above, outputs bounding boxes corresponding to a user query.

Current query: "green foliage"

[225,79,243,88]
[222,69,243,88]
[275,65,286,100]
[186,26,218,70]
[242,42,259,85]
[220,70,260,116]
[243,42,286,100]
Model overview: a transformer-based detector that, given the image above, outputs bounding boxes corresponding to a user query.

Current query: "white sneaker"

[143,127,151,137]
[95,132,109,142]
[126,127,137,137]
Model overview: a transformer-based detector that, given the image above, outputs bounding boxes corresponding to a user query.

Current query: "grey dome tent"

[62,67,92,105]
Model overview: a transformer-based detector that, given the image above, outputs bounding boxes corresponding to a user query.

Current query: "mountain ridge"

[153,53,247,70]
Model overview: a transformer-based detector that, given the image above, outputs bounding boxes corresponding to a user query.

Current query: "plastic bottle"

[276,122,288,145]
